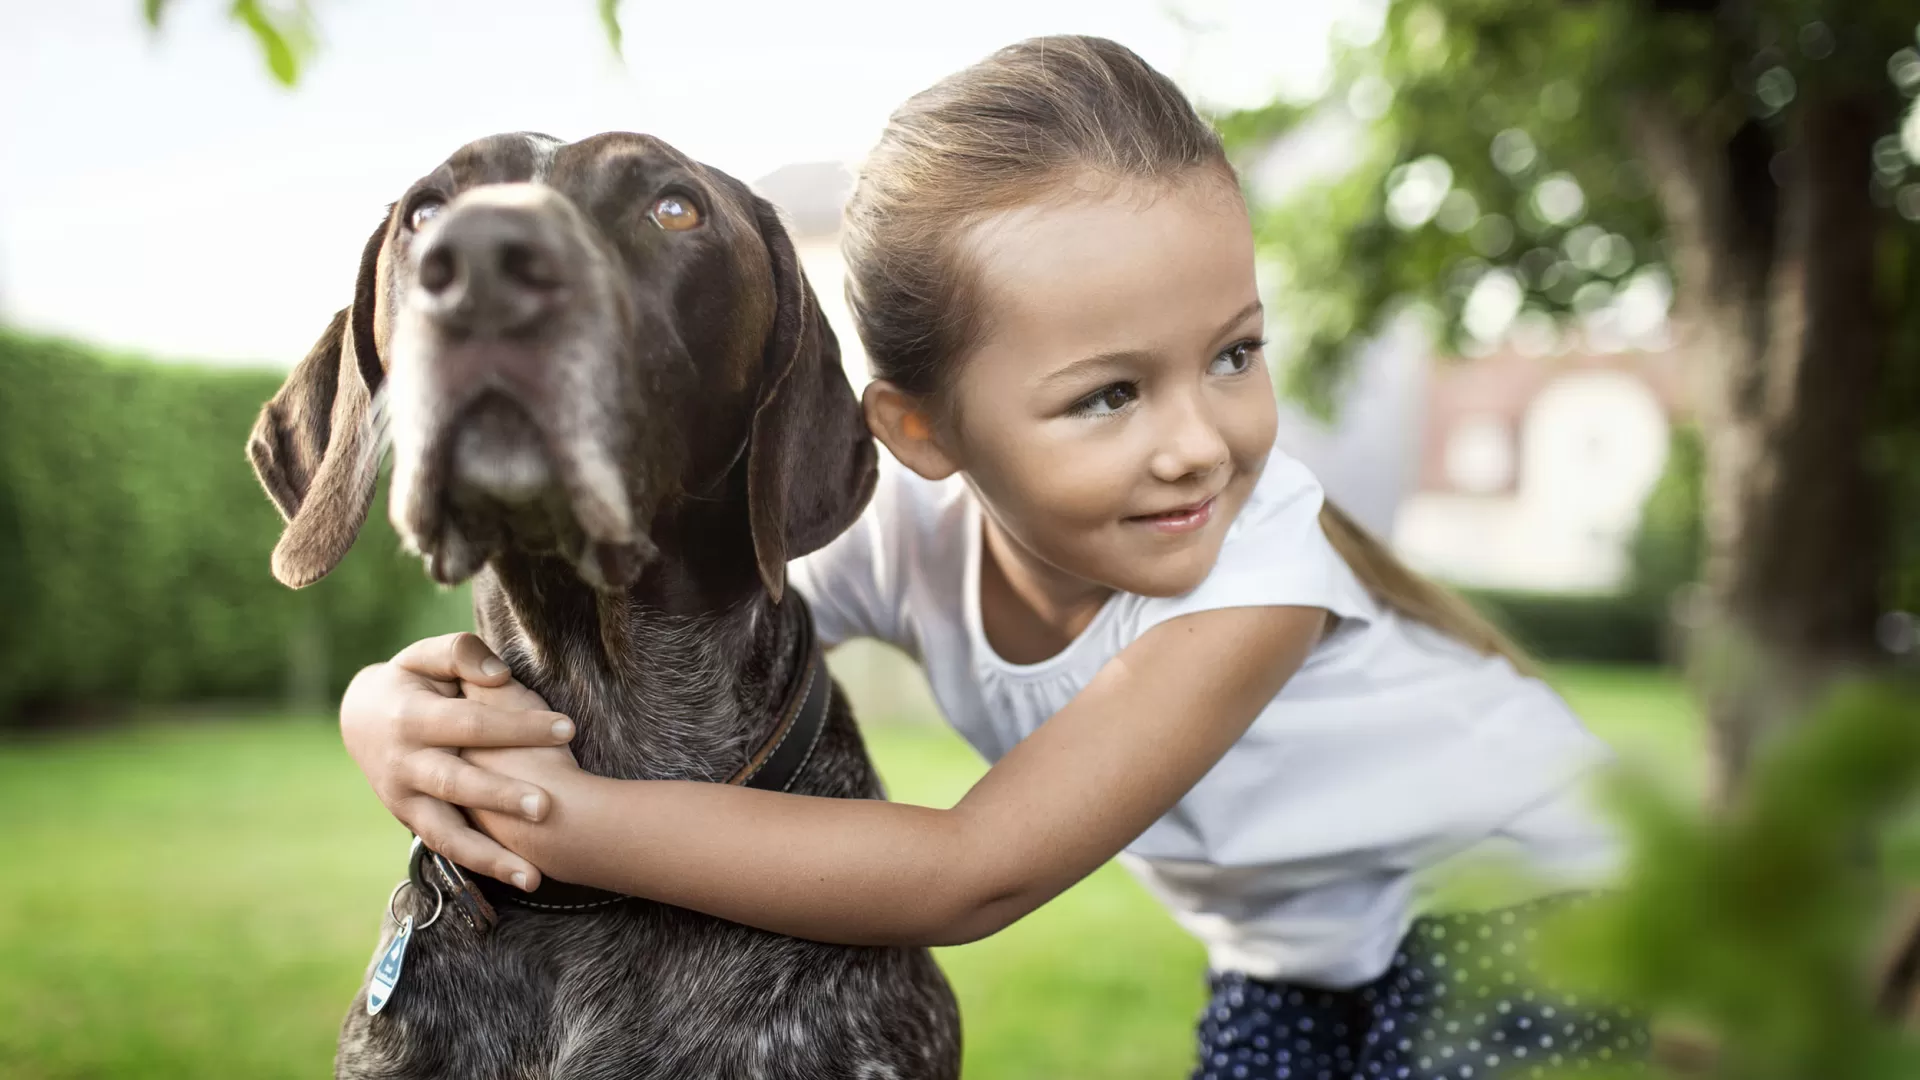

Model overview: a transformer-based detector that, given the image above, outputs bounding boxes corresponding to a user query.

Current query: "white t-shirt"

[788,444,1621,988]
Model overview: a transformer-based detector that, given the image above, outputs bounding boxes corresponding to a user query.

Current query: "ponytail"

[1317,501,1537,676]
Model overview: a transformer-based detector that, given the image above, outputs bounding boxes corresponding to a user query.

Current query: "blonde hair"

[843,34,1534,673]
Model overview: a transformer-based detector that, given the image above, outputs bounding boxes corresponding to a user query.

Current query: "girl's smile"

[1127,495,1216,534]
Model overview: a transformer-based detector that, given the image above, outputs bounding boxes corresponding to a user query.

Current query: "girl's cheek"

[986,459,1118,559]
[1032,440,1136,519]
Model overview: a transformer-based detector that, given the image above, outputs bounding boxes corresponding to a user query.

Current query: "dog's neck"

[470,504,799,783]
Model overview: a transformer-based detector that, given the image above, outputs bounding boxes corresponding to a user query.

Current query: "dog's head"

[248,132,875,600]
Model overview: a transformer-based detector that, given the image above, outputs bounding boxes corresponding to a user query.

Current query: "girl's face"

[938,169,1278,600]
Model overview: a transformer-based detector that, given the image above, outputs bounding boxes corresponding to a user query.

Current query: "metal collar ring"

[388,875,444,931]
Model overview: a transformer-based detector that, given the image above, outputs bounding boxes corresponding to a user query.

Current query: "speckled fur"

[334,558,960,1080]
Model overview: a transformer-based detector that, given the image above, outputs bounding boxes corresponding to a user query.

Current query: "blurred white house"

[1396,345,1690,594]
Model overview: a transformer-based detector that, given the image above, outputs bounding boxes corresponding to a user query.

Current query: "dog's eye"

[408,199,444,232]
[650,195,702,232]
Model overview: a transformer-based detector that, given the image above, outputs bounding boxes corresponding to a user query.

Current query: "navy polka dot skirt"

[1191,894,1648,1080]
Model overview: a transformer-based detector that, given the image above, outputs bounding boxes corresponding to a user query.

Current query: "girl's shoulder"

[1118,447,1378,640]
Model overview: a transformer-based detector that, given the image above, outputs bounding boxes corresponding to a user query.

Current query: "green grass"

[0,665,1696,1079]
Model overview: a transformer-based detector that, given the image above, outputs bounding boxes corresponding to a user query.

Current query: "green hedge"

[1456,586,1669,666]
[1626,425,1706,611]
[0,329,462,726]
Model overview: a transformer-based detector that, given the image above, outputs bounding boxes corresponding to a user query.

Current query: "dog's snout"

[415,203,567,335]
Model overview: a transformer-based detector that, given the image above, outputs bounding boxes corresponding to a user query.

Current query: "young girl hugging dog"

[342,35,1648,1080]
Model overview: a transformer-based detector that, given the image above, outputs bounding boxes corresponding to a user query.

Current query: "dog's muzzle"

[383,186,653,588]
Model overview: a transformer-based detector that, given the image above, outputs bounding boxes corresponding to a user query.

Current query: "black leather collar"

[417,593,833,928]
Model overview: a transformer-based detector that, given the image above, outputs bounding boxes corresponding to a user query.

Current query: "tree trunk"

[1631,85,1910,1037]
[1630,94,1889,795]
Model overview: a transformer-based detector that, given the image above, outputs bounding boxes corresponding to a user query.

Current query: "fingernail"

[521,793,543,820]
[551,718,574,740]
[512,871,529,891]
[481,658,508,677]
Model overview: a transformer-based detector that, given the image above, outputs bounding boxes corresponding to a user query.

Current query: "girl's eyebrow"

[1216,299,1266,337]
[1039,349,1149,388]
[1038,299,1266,389]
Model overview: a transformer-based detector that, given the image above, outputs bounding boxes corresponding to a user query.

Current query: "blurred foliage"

[0,330,462,726]
[597,0,624,56]
[1220,1,1656,413]
[1543,677,1920,1079]
[1459,586,1668,666]
[1882,230,1920,617]
[1217,0,1920,415]
[1629,425,1709,607]
[1218,4,1920,1074]
[143,0,317,86]
[140,1,627,84]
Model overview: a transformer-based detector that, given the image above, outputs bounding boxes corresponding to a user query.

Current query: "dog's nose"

[415,204,566,335]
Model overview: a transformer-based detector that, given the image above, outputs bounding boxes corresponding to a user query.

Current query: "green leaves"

[138,1,627,86]
[1220,1,1669,412]
[139,0,315,86]
[1540,679,1920,1079]
[1217,0,1910,404]
[227,0,315,88]
[598,0,624,57]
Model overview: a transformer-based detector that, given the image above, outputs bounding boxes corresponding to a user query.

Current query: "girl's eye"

[1209,339,1267,376]
[1071,382,1139,417]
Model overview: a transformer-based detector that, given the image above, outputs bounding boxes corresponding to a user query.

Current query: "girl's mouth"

[1128,496,1215,535]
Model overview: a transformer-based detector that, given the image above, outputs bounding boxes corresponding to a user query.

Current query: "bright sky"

[0,0,1362,366]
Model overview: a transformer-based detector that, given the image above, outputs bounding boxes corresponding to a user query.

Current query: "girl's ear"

[863,380,959,482]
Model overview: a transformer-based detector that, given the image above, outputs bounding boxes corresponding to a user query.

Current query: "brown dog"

[248,131,960,1079]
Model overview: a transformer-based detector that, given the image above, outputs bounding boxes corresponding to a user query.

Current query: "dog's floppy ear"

[247,216,390,588]
[745,197,879,603]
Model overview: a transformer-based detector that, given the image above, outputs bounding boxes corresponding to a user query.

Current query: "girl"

[342,35,1646,1079]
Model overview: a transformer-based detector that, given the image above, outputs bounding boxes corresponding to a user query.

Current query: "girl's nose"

[1149,394,1230,484]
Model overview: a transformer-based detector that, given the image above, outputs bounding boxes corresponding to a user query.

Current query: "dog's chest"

[477,581,770,783]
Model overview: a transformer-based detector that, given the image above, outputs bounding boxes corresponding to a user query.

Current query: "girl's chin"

[1106,545,1222,599]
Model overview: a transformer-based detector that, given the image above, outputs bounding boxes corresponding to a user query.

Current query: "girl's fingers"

[393,632,511,686]
[397,696,574,749]
[401,747,552,821]
[461,675,554,714]
[397,797,542,892]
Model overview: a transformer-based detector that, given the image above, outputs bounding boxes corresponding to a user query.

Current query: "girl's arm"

[468,603,1324,947]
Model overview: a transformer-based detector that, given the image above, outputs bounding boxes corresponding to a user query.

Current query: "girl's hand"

[461,674,587,861]
[339,632,575,890]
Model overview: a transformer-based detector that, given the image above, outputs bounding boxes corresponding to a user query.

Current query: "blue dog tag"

[366,915,413,1015]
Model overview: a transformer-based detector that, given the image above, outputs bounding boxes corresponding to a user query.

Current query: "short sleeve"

[786,456,912,650]
[1132,450,1376,636]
